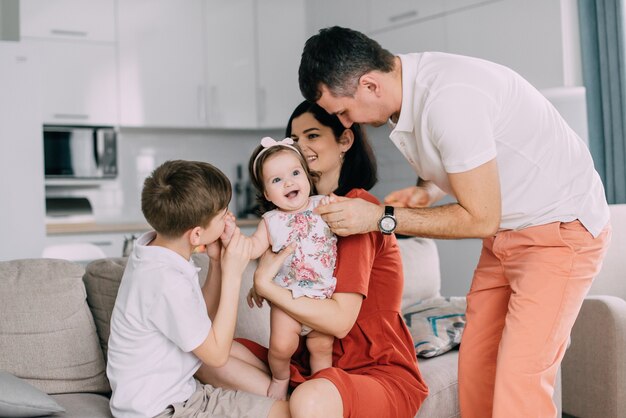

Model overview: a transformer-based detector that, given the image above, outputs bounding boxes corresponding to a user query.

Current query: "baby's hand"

[246,286,265,308]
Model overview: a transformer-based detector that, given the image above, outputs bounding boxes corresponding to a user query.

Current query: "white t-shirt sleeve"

[149,276,212,352]
[426,85,498,173]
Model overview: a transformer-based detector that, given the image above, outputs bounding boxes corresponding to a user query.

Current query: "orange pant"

[458,220,611,418]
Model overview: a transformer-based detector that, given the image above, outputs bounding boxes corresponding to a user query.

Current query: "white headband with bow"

[252,137,302,178]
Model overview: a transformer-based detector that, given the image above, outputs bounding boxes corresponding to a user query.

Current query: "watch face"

[380,216,396,232]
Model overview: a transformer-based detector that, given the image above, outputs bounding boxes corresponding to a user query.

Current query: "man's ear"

[339,128,354,153]
[359,73,381,95]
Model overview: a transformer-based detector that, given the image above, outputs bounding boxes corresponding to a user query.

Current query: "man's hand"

[253,243,296,298]
[314,194,382,236]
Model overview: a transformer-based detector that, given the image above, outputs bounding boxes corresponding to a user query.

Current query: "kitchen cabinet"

[205,0,306,129]
[256,0,307,128]
[23,39,119,126]
[20,0,115,42]
[305,0,370,37]
[0,42,46,261]
[117,0,207,128]
[369,0,446,33]
[45,231,141,259]
[205,0,257,128]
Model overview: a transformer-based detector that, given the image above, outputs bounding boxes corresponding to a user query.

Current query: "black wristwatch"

[378,205,397,235]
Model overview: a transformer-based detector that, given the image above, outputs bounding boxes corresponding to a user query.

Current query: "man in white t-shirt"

[106,160,288,418]
[299,26,611,418]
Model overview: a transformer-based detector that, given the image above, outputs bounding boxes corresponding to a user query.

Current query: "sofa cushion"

[0,371,65,417]
[397,237,441,309]
[51,393,112,418]
[0,259,109,395]
[403,297,467,358]
[416,351,460,418]
[82,257,127,359]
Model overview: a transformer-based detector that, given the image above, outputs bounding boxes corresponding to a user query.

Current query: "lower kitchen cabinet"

[44,231,145,261]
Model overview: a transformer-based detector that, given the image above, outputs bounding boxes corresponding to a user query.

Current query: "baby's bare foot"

[267,377,289,401]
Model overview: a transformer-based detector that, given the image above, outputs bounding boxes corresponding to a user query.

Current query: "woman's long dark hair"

[285,100,377,196]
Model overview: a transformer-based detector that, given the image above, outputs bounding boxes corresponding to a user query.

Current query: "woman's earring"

[340,152,345,161]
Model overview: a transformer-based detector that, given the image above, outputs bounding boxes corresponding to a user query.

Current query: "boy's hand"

[253,243,296,298]
[220,227,252,280]
[204,212,237,262]
[246,286,265,308]
[220,211,237,246]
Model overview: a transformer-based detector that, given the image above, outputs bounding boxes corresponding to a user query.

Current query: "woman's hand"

[253,243,296,298]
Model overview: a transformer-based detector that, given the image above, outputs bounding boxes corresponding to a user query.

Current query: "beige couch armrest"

[562,295,626,418]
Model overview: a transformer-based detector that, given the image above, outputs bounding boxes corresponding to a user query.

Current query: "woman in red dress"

[203,101,428,418]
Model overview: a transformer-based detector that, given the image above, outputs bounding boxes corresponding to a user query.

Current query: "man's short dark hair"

[299,26,395,102]
[141,160,231,238]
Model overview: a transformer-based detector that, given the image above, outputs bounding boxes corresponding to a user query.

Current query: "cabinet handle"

[197,84,206,122]
[258,87,266,125]
[53,114,89,120]
[90,241,113,247]
[389,10,418,22]
[209,85,218,125]
[50,29,88,37]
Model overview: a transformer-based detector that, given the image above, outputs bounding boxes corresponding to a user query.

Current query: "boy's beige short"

[154,380,275,418]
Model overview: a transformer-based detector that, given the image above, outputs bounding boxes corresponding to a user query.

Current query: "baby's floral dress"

[262,195,337,299]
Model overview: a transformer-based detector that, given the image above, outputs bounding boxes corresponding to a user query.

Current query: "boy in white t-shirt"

[106,160,286,418]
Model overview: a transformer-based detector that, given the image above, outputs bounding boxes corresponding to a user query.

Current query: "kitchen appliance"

[43,126,118,179]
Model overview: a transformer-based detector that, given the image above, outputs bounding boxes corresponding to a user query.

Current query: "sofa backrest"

[589,203,626,300]
[83,237,442,357]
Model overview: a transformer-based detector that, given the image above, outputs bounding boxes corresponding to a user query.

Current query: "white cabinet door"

[369,0,447,33]
[117,0,207,128]
[205,0,257,128]
[370,13,447,55]
[25,40,119,126]
[444,0,564,89]
[0,42,46,261]
[305,0,370,38]
[20,0,115,42]
[44,232,128,260]
[256,0,306,128]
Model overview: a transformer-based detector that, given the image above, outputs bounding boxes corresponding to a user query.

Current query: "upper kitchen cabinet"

[205,0,306,129]
[444,0,566,89]
[117,0,207,128]
[305,0,370,39]
[20,0,119,126]
[20,0,115,42]
[23,39,119,126]
[255,0,306,128]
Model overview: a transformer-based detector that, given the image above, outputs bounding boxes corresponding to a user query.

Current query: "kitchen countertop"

[46,218,260,235]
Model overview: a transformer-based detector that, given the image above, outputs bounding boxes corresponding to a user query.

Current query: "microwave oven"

[43,126,118,179]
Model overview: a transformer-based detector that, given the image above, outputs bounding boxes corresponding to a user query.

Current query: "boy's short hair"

[141,160,231,238]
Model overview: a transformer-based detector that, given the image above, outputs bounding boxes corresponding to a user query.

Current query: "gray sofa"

[561,204,626,418]
[0,237,564,418]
